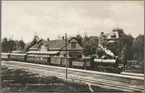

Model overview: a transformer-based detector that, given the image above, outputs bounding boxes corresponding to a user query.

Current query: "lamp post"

[65,33,68,79]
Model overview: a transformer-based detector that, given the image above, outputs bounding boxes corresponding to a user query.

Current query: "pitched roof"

[29,40,43,50]
[86,36,98,47]
[44,40,65,49]
[29,37,80,50]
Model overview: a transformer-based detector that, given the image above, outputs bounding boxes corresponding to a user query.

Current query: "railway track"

[1,61,144,92]
[121,72,144,77]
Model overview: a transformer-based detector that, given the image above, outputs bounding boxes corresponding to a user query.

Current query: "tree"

[1,37,17,52]
[25,35,39,51]
[17,40,26,51]
[133,35,144,61]
[76,34,83,45]
[120,45,128,67]
[83,36,89,44]
[83,31,89,45]
[120,34,134,46]
[8,39,18,52]
[83,44,92,56]
[119,34,134,60]
[2,38,9,52]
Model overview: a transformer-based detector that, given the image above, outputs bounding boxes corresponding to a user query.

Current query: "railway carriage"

[26,51,51,65]
[9,53,27,62]
[1,53,10,60]
[61,57,73,67]
[9,53,18,61]
[51,56,62,65]
[15,53,27,62]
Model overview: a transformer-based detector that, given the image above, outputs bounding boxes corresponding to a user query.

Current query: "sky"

[2,1,144,43]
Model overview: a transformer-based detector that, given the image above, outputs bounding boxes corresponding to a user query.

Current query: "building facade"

[28,37,83,58]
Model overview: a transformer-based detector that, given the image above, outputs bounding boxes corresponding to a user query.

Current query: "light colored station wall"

[39,45,47,52]
[64,38,83,50]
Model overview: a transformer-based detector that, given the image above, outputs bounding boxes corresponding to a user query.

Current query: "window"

[39,45,47,52]
[71,42,76,49]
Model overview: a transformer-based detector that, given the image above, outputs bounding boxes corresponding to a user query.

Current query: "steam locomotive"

[1,51,124,74]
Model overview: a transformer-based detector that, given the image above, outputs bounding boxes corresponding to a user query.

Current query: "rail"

[2,61,144,92]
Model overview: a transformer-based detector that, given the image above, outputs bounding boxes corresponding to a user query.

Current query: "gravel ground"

[1,65,123,92]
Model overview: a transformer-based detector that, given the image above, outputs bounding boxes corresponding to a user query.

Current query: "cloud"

[2,1,144,42]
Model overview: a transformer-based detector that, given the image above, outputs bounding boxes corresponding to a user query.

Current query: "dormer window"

[71,42,76,49]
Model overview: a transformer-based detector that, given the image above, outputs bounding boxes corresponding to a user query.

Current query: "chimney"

[47,38,49,41]
[113,28,123,32]
[62,36,64,40]
[101,32,104,35]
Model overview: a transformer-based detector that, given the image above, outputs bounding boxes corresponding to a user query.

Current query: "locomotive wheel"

[95,67,106,72]
[115,70,122,74]
[95,67,101,71]
[113,67,123,74]
[100,67,106,72]
[117,71,121,74]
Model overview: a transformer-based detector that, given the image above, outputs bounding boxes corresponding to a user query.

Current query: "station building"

[28,37,83,58]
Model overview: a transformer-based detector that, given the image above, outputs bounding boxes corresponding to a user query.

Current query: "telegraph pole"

[65,33,68,79]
